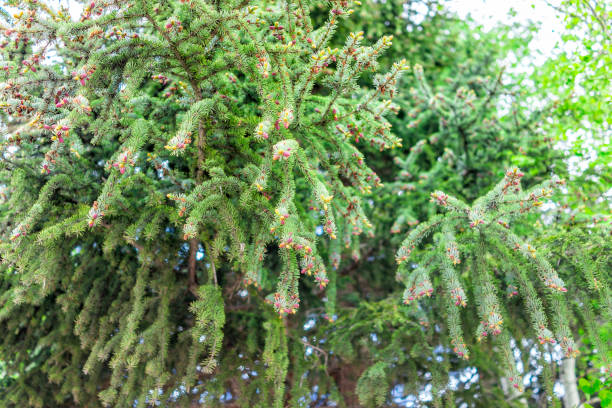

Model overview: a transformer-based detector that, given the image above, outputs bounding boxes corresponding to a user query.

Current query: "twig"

[188,238,199,296]
[204,241,218,286]
[300,338,329,375]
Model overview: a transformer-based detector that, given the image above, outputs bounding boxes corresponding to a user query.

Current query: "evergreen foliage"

[0,0,609,407]
[396,169,580,388]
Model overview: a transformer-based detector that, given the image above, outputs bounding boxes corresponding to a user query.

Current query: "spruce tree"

[0,1,609,407]
[0,0,407,406]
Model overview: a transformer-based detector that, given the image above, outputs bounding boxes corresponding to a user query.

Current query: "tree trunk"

[561,357,580,408]
[330,359,366,407]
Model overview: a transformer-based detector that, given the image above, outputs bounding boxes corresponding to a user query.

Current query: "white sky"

[447,0,565,63]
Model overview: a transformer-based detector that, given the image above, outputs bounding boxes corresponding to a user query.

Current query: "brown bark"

[329,359,366,407]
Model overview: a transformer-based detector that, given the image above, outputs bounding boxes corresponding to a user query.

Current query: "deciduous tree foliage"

[0,0,609,407]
